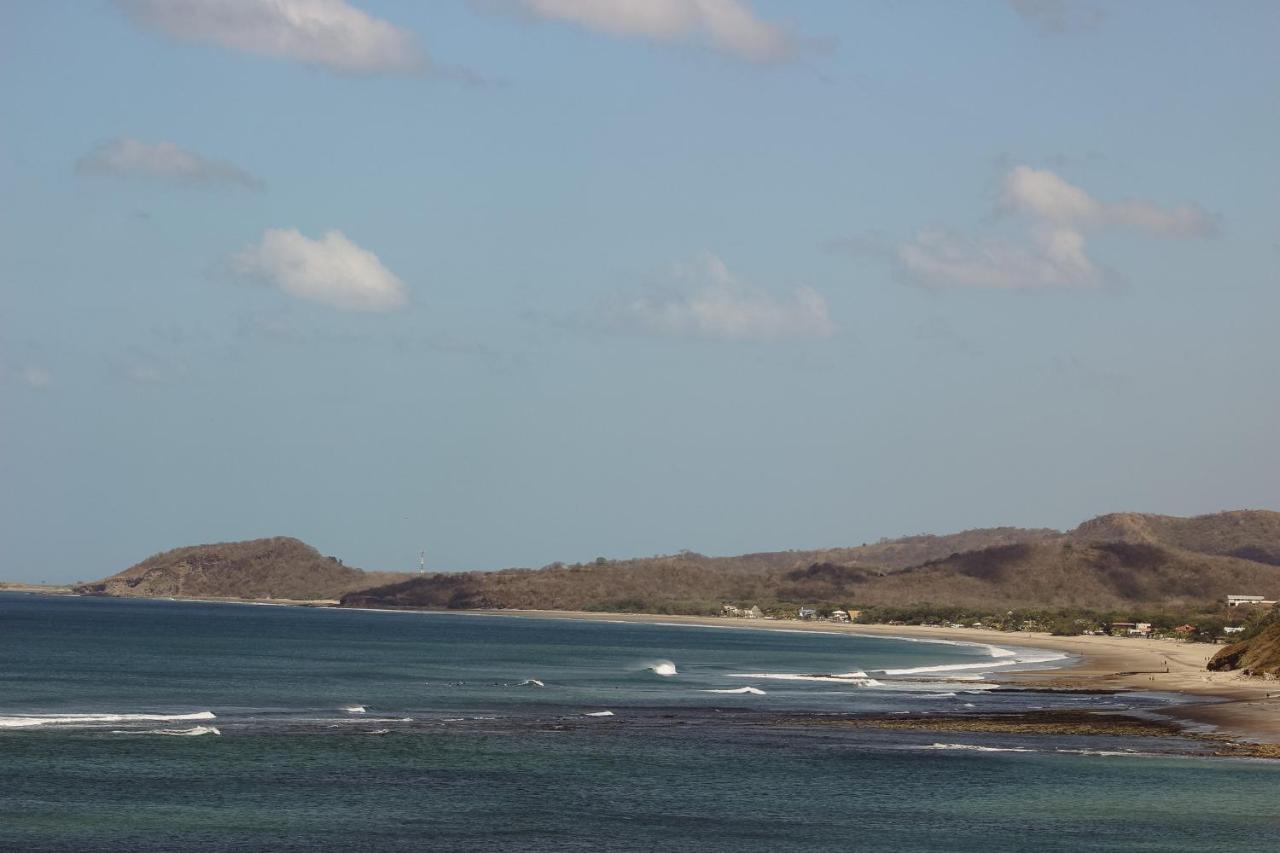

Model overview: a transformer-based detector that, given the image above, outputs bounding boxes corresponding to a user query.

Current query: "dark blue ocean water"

[2,593,1277,851]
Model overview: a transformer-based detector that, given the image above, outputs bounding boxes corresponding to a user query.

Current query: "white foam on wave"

[924,743,1034,753]
[728,672,883,686]
[131,725,221,737]
[877,651,1068,677]
[584,710,615,717]
[644,660,678,677]
[342,706,367,714]
[702,686,767,695]
[0,711,216,730]
[518,679,545,688]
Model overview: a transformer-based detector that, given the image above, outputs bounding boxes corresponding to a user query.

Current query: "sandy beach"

[477,609,1280,745]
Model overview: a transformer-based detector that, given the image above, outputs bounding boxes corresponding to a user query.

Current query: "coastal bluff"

[1209,622,1280,678]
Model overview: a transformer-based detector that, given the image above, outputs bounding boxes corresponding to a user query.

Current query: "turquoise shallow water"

[2,593,1278,851]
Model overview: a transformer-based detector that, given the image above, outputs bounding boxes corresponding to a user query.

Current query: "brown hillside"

[342,557,777,613]
[77,538,410,601]
[1208,622,1280,678]
[342,511,1280,615]
[1070,510,1280,565]
[697,526,1062,574]
[839,540,1280,610]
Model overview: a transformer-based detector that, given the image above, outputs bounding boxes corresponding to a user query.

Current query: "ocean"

[2,592,1277,851]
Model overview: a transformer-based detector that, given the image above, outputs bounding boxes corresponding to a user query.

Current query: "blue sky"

[2,0,1278,583]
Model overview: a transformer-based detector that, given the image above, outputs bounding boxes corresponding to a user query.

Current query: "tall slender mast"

[419,550,426,574]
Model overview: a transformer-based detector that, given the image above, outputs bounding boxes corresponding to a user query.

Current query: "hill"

[76,537,410,601]
[1069,510,1280,565]
[341,510,1280,616]
[688,526,1062,574]
[827,540,1280,611]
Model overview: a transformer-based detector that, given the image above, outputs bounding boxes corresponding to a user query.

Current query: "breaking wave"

[877,651,1068,677]
[923,743,1034,753]
[702,686,767,695]
[0,711,216,730]
[727,672,883,686]
[643,660,678,677]
[584,710,615,717]
[123,725,221,737]
[342,706,367,714]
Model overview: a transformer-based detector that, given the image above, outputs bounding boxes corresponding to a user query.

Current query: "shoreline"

[8,591,1277,745]
[472,608,1280,744]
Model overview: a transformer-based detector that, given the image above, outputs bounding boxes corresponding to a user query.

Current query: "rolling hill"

[69,510,1280,615]
[341,511,1280,615]
[76,537,411,601]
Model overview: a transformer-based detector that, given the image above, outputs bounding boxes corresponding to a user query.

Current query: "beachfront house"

[830,610,850,623]
[1223,626,1245,634]
[746,605,763,619]
[798,607,817,620]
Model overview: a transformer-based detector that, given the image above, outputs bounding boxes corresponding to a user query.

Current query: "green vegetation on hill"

[76,537,410,601]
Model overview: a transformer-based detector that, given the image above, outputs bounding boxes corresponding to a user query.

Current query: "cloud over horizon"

[116,0,425,74]
[510,0,800,63]
[234,229,409,312]
[896,166,1213,290]
[76,138,264,189]
[605,254,834,342]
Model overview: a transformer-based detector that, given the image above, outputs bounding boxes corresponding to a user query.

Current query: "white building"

[1226,594,1274,607]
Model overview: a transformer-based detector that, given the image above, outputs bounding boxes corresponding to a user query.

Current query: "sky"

[2,0,1278,583]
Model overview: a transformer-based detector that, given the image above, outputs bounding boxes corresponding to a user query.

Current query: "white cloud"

[76,138,263,189]
[512,0,797,63]
[1008,0,1104,35]
[898,227,1099,290]
[1000,165,1214,236]
[607,254,834,342]
[234,228,408,312]
[116,0,424,74]
[894,165,1212,290]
